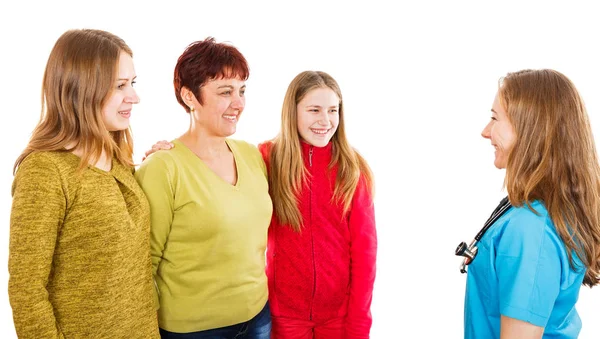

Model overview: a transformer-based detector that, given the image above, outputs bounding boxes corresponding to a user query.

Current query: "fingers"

[143,140,175,161]
[155,140,174,149]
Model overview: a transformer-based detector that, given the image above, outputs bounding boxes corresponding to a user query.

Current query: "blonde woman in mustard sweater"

[9,29,159,338]
[135,38,272,338]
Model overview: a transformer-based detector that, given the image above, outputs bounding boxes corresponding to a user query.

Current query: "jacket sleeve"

[9,153,66,339]
[345,175,377,338]
[134,155,175,310]
[257,141,272,167]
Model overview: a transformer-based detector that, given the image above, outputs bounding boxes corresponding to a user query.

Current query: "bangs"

[210,56,249,81]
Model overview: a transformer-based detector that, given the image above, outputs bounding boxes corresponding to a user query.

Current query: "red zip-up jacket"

[259,141,377,338]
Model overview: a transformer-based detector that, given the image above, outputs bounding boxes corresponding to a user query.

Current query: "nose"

[481,121,492,139]
[318,111,330,126]
[230,93,245,111]
[125,87,140,104]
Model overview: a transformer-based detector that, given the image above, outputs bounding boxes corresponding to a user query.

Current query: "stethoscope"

[455,196,512,274]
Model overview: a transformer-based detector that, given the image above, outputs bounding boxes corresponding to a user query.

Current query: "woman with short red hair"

[135,37,272,338]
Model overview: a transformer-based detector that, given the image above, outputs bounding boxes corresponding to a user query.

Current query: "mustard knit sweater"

[9,151,159,338]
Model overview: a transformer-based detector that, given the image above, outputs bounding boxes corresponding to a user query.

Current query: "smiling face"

[481,92,516,169]
[296,87,340,147]
[186,77,246,137]
[101,51,139,132]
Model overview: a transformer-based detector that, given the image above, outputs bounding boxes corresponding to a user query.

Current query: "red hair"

[173,37,249,112]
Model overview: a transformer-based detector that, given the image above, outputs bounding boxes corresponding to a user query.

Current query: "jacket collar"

[301,140,333,166]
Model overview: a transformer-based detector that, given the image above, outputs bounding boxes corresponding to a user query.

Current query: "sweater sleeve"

[134,154,175,310]
[9,153,66,339]
[345,175,377,338]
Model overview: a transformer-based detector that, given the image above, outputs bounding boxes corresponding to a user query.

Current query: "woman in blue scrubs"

[465,69,600,339]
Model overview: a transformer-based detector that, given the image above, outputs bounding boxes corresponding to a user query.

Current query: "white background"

[1,1,599,338]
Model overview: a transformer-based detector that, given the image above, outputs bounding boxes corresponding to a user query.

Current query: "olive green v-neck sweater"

[9,151,159,338]
[135,138,272,333]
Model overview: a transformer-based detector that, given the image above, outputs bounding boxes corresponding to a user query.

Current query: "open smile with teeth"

[311,128,331,135]
[223,114,238,122]
[119,110,131,117]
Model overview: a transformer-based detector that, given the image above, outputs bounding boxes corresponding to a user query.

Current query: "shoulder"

[351,174,375,209]
[228,139,269,178]
[503,201,550,235]
[257,140,274,164]
[228,138,258,153]
[140,149,176,167]
[12,151,75,196]
[15,151,78,179]
[137,140,187,174]
[227,138,263,161]
[494,201,556,255]
[135,142,191,188]
[257,140,273,155]
[20,150,76,168]
[135,150,177,181]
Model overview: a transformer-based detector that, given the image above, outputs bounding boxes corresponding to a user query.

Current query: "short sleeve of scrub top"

[495,206,564,327]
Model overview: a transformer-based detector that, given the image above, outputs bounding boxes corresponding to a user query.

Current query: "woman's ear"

[180,86,197,109]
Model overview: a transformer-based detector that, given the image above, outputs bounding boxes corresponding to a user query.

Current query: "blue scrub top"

[464,200,586,339]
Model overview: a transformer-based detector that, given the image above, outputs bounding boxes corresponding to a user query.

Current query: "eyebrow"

[117,76,137,81]
[491,108,497,114]
[307,105,338,108]
[217,85,246,89]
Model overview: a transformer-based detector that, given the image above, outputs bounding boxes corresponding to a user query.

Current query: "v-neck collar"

[174,138,241,188]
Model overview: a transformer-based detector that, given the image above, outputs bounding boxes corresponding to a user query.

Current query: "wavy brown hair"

[14,29,135,172]
[501,69,600,287]
[269,71,373,232]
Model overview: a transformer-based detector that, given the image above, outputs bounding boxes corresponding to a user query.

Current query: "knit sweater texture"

[9,151,159,339]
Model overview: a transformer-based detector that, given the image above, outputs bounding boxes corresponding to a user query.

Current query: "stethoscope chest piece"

[455,240,479,273]
[455,241,478,261]
[455,196,511,274]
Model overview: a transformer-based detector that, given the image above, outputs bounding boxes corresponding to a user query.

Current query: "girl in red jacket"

[258,71,377,339]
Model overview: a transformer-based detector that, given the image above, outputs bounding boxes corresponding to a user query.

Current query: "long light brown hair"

[14,29,135,173]
[501,69,600,287]
[269,71,373,232]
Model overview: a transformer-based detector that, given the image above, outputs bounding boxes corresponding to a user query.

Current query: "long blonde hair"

[269,71,373,232]
[14,29,135,172]
[501,69,600,287]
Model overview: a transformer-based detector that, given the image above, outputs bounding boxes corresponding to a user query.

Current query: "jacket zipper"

[309,146,316,321]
